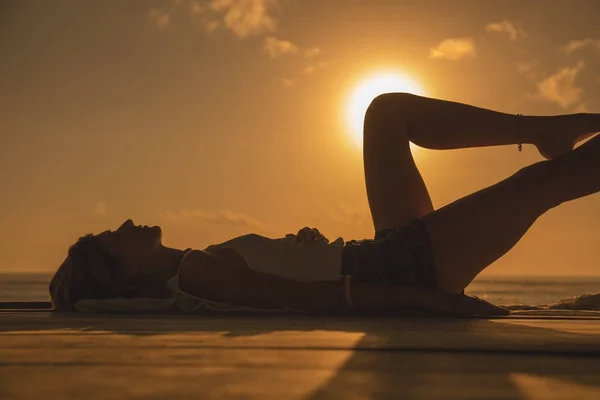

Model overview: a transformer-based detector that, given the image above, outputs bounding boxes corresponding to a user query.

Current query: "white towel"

[74,272,301,314]
[74,291,600,315]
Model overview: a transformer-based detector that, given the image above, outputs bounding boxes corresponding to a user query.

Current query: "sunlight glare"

[345,72,425,148]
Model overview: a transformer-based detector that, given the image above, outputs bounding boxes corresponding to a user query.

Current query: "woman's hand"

[418,289,509,316]
[286,227,330,244]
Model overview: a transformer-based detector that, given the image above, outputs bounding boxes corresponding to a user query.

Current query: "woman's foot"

[534,130,596,160]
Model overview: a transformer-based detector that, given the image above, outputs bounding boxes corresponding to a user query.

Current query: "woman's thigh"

[363,101,434,233]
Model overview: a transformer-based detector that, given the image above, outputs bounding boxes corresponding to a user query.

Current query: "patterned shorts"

[340,219,437,289]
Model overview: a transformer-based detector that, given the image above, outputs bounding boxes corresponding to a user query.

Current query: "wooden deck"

[2,312,600,399]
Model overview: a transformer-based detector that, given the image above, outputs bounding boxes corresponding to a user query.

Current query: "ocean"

[2,273,600,306]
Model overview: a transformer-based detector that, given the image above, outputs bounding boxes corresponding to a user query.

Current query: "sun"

[345,72,425,148]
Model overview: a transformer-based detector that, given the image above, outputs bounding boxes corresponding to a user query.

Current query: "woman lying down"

[49,93,600,315]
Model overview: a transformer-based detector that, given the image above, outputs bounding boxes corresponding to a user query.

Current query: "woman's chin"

[151,226,163,244]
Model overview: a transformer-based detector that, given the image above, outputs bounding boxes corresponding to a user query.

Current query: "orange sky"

[1,0,599,277]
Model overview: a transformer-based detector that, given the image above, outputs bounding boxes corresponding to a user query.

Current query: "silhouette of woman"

[49,93,600,315]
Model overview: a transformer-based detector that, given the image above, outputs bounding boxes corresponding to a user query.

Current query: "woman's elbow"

[177,250,215,298]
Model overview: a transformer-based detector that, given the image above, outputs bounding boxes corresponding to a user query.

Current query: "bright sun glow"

[346,72,425,148]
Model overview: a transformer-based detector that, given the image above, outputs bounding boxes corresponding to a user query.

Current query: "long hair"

[49,234,169,311]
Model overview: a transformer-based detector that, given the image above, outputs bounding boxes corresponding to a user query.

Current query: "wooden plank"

[2,313,600,399]
[2,313,600,353]
[1,353,600,399]
[0,301,52,310]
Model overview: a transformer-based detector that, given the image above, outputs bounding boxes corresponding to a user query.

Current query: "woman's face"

[95,219,164,280]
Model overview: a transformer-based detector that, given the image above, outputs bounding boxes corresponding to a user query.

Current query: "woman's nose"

[117,219,134,232]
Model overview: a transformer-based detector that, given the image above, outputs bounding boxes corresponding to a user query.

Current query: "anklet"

[516,113,523,152]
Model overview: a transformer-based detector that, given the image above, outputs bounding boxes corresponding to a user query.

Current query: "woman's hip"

[341,219,437,289]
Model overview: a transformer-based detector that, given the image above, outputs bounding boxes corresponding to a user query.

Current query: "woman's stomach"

[209,234,344,281]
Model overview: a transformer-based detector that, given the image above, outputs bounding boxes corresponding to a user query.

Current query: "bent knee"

[365,93,416,123]
[363,93,415,143]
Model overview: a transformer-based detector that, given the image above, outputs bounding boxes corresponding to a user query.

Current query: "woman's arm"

[205,247,249,269]
[178,250,508,315]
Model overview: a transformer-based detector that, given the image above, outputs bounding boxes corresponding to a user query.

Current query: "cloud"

[515,60,539,80]
[209,0,233,10]
[209,0,277,38]
[304,47,320,58]
[302,66,316,75]
[302,61,327,75]
[536,61,585,108]
[94,202,107,215]
[148,9,170,31]
[263,36,298,58]
[573,102,589,113]
[205,20,219,33]
[328,203,370,228]
[429,38,475,61]
[158,209,265,229]
[485,20,527,41]
[562,38,600,54]
[190,1,204,14]
[516,61,534,73]
[179,0,323,86]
